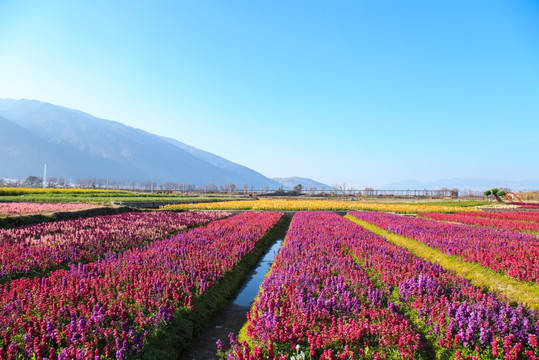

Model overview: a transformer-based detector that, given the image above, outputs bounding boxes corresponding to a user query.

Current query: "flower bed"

[419,212,539,234]
[228,212,423,359]
[0,211,229,281]
[463,211,539,223]
[344,213,539,359]
[0,202,97,215]
[165,199,476,214]
[0,211,282,359]
[350,211,539,283]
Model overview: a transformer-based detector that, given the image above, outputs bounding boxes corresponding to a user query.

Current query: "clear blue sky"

[1,0,538,188]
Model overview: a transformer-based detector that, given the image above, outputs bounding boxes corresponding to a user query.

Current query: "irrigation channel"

[183,215,291,359]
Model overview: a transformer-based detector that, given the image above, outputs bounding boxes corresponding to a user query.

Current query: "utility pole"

[42,164,47,188]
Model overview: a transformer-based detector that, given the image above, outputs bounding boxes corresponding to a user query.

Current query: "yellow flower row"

[0,187,134,196]
[164,199,478,213]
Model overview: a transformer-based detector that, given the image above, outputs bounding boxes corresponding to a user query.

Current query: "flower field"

[164,199,477,214]
[0,211,282,359]
[343,214,539,360]
[0,187,134,196]
[349,211,539,283]
[0,211,228,281]
[0,202,98,215]
[418,212,539,234]
[227,212,539,359]
[229,212,424,359]
[463,211,539,223]
[2,204,537,359]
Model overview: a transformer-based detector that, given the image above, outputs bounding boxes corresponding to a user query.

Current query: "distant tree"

[230,184,236,193]
[47,177,58,187]
[58,178,66,187]
[24,176,42,187]
[333,183,348,195]
[207,183,217,192]
[293,184,303,194]
[484,188,506,202]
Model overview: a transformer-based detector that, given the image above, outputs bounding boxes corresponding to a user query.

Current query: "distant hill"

[384,178,539,191]
[273,177,333,190]
[0,98,281,188]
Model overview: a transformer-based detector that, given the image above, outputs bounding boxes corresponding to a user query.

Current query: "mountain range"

[272,177,333,190]
[0,99,322,188]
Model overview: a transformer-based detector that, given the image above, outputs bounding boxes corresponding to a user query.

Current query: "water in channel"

[184,238,285,359]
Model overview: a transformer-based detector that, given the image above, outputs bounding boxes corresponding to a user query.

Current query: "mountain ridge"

[0,98,280,187]
[273,176,333,190]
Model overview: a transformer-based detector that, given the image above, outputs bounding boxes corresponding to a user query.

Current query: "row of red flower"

[419,212,539,234]
[0,211,229,281]
[0,211,283,359]
[463,211,539,224]
[350,211,539,283]
[228,212,538,360]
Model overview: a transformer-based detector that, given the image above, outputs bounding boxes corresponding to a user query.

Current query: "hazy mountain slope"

[160,136,280,187]
[273,177,333,190]
[0,99,278,186]
[0,116,143,180]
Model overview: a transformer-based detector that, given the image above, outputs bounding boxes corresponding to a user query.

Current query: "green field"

[0,192,240,204]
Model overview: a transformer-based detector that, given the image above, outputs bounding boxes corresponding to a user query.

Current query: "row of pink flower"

[345,211,538,359]
[418,212,539,234]
[227,212,423,359]
[0,210,203,243]
[0,211,229,281]
[0,202,97,215]
[464,211,539,224]
[508,202,539,209]
[350,211,539,283]
[0,211,283,359]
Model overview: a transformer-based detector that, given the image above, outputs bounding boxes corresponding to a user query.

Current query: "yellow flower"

[163,199,476,213]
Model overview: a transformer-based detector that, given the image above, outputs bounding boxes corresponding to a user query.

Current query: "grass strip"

[345,214,539,310]
[136,215,291,360]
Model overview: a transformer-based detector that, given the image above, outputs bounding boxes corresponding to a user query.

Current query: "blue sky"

[1,0,538,188]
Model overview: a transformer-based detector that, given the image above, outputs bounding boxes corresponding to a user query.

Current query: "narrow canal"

[184,220,289,359]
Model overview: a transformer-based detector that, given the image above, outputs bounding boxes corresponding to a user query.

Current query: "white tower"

[43,164,47,188]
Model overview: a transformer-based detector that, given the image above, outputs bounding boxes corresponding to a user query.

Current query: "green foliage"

[484,190,492,196]
[0,193,238,204]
